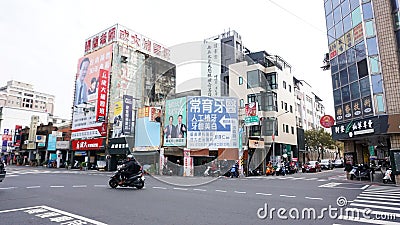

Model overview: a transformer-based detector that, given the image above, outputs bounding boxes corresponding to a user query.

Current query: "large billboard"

[201,41,221,97]
[163,97,187,147]
[187,97,238,149]
[72,44,112,139]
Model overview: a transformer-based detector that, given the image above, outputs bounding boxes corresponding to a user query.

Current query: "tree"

[304,129,335,161]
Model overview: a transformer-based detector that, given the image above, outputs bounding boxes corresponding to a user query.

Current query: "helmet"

[127,154,134,160]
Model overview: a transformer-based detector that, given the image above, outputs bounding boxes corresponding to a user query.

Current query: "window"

[352,7,362,27]
[341,85,350,102]
[342,0,351,16]
[335,21,344,38]
[359,77,371,97]
[283,81,287,89]
[248,94,257,103]
[281,101,284,109]
[325,0,333,16]
[365,20,375,37]
[334,89,342,105]
[332,72,340,89]
[286,125,289,133]
[394,11,400,30]
[332,0,340,9]
[247,70,259,89]
[350,81,360,99]
[289,85,291,92]
[239,77,243,85]
[376,94,385,113]
[362,2,373,20]
[348,63,358,82]
[357,59,368,78]
[346,49,356,65]
[284,103,288,111]
[338,53,347,70]
[290,105,293,113]
[343,14,353,33]
[258,92,278,111]
[328,27,336,44]
[340,69,349,86]
[371,74,383,94]
[369,56,380,74]
[334,6,342,24]
[291,126,295,135]
[366,37,378,55]
[326,13,335,30]
[355,41,366,61]
[240,99,244,108]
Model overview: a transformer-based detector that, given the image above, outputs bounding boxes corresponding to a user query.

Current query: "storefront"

[71,138,105,169]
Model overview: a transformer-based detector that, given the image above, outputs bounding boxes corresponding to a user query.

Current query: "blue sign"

[47,134,57,151]
[187,96,238,148]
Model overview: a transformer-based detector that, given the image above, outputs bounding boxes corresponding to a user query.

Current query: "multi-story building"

[324,0,400,183]
[229,51,297,171]
[71,24,176,170]
[0,80,54,113]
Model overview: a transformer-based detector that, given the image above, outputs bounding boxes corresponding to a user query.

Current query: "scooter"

[349,164,372,180]
[204,166,221,177]
[229,165,239,178]
[383,168,395,184]
[162,165,173,176]
[109,165,145,189]
[275,165,286,176]
[265,166,275,176]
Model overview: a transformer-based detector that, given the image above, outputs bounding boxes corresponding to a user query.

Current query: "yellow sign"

[249,140,264,149]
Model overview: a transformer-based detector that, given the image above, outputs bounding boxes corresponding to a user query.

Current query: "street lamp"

[271,110,289,165]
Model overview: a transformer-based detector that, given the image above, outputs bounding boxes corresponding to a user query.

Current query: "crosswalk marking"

[319,182,342,188]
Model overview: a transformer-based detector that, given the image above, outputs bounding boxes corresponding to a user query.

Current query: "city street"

[0,166,399,225]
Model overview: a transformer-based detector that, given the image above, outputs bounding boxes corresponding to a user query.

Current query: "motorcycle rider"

[119,154,141,185]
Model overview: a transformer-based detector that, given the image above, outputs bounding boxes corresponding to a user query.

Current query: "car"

[320,159,334,170]
[0,160,6,182]
[334,159,344,168]
[302,161,321,173]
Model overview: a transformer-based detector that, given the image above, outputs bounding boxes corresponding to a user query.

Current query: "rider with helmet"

[119,154,141,184]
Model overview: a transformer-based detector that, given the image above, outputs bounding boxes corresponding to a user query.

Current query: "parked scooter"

[162,165,173,176]
[349,164,373,180]
[265,166,275,176]
[204,166,221,177]
[383,167,395,184]
[275,164,286,176]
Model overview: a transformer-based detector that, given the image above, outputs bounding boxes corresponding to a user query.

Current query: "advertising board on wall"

[72,44,112,139]
[201,41,221,97]
[72,138,103,151]
[187,96,238,149]
[163,97,187,147]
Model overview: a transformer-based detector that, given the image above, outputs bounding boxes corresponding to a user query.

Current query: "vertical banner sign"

[183,149,192,176]
[163,97,187,147]
[201,41,221,97]
[96,69,110,122]
[14,125,22,147]
[47,134,57,151]
[122,95,133,135]
[187,97,238,149]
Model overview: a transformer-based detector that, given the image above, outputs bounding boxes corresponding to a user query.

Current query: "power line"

[266,0,398,74]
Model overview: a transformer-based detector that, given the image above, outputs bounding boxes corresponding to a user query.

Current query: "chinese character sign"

[122,95,133,135]
[163,97,187,147]
[96,69,109,122]
[187,97,238,149]
[14,125,22,147]
[201,41,221,97]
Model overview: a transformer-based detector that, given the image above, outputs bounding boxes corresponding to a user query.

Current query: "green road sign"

[245,116,259,126]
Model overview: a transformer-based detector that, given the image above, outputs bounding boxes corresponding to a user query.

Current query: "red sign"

[71,123,107,139]
[96,69,109,122]
[245,103,257,116]
[320,115,335,128]
[72,138,103,151]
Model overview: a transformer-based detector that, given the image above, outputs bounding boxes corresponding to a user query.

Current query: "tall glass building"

[324,0,400,183]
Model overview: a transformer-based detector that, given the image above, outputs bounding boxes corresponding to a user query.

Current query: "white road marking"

[361,185,369,190]
[306,178,318,180]
[280,194,296,198]
[338,214,400,225]
[234,191,246,194]
[353,199,400,206]
[364,189,400,194]
[72,185,87,188]
[317,179,328,182]
[305,197,323,200]
[152,187,167,190]
[357,196,400,202]
[216,190,227,193]
[173,187,188,191]
[0,187,16,190]
[50,186,64,188]
[292,177,304,180]
[350,202,400,211]
[26,186,41,189]
[360,193,400,199]
[256,193,272,196]
[193,188,207,192]
[94,185,107,187]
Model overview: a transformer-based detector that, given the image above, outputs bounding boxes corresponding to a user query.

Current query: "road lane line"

[216,190,227,193]
[280,194,296,198]
[94,185,107,187]
[193,188,207,192]
[305,197,323,200]
[0,187,16,190]
[306,178,318,180]
[50,186,64,188]
[360,193,400,199]
[152,187,167,190]
[357,196,400,202]
[173,187,188,191]
[256,193,272,196]
[26,186,41,189]
[234,191,246,194]
[72,185,87,188]
[317,179,328,182]
[354,199,400,206]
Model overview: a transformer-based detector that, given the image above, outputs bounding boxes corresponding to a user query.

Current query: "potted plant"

[81,162,88,171]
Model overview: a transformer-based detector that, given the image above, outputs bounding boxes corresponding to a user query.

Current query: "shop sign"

[72,138,103,150]
[248,140,264,149]
[56,141,70,150]
[335,119,374,138]
[319,115,335,128]
[245,116,259,126]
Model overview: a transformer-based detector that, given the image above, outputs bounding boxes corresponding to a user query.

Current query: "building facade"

[324,0,400,183]
[229,51,297,172]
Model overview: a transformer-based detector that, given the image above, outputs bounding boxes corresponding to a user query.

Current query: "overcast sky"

[0,0,332,119]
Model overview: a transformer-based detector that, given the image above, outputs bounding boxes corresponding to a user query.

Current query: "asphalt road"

[0,166,399,225]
